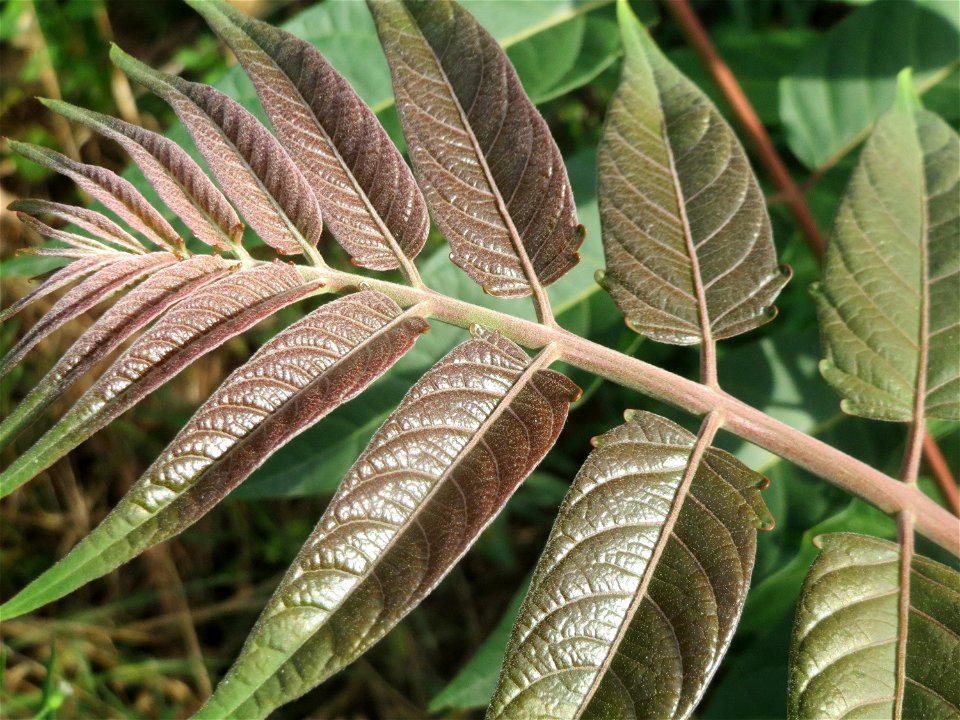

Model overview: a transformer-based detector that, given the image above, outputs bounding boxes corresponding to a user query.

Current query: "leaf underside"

[0,252,178,380]
[9,140,180,253]
[597,1,788,346]
[815,92,960,421]
[42,98,244,251]
[789,533,960,719]
[0,254,235,450]
[369,0,583,296]
[1,290,429,620]
[488,410,771,720]
[111,45,323,257]
[191,0,429,270]
[11,198,148,254]
[0,262,321,498]
[196,329,580,719]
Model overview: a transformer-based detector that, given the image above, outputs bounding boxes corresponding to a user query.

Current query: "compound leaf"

[190,0,429,271]
[814,74,960,421]
[597,0,788,346]
[196,329,580,719]
[369,0,583,297]
[111,45,323,258]
[0,251,178,380]
[789,533,960,719]
[1,291,429,620]
[0,254,235,450]
[41,99,244,252]
[488,410,772,720]
[0,262,321,498]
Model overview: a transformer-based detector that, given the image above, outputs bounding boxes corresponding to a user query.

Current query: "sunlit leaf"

[789,533,960,719]
[369,0,583,297]
[14,213,117,254]
[190,0,429,271]
[41,99,244,252]
[111,45,323,258]
[0,262,321,498]
[814,74,960,421]
[8,141,181,254]
[597,0,788,346]
[488,410,772,720]
[1,291,429,619]
[196,329,580,718]
[0,254,235,450]
[0,252,178,380]
[780,0,960,171]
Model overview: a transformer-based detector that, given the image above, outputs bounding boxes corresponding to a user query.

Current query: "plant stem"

[301,264,960,556]
[923,433,959,514]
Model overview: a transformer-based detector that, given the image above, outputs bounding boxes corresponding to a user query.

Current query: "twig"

[665,0,959,517]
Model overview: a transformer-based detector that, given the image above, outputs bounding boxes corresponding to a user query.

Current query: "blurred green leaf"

[780,0,960,170]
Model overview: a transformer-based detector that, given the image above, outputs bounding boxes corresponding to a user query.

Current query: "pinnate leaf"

[1,291,429,620]
[8,140,181,254]
[196,329,580,719]
[190,0,429,271]
[488,410,772,720]
[110,45,322,258]
[0,252,178,380]
[597,0,788,345]
[11,199,146,254]
[41,99,244,252]
[0,254,234,450]
[814,76,960,421]
[369,0,583,296]
[0,262,320,498]
[789,533,960,719]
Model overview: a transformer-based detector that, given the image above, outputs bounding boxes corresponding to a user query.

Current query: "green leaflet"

[814,73,960,421]
[597,0,789,346]
[789,533,960,719]
[196,331,579,719]
[487,411,772,720]
[780,0,960,171]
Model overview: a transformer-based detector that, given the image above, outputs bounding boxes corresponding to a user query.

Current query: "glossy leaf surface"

[597,0,788,345]
[111,45,322,257]
[0,252,178,380]
[0,255,234,450]
[781,0,960,171]
[369,0,582,296]
[11,199,148,254]
[0,263,319,498]
[197,330,579,718]
[1,291,429,620]
[488,411,772,720]
[789,533,960,719]
[814,80,960,421]
[9,141,180,254]
[191,0,429,271]
[42,99,243,251]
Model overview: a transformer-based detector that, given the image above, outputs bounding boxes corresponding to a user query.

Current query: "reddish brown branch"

[923,433,960,515]
[665,0,959,517]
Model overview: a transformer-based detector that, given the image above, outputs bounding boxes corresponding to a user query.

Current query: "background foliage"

[1,0,957,717]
